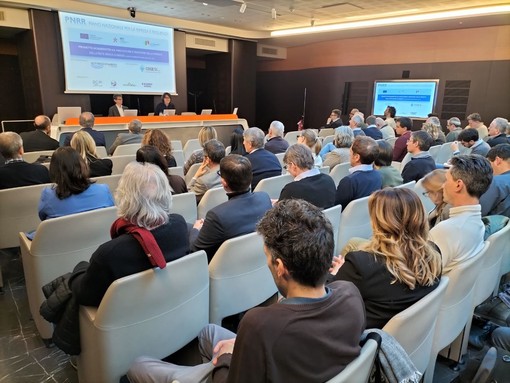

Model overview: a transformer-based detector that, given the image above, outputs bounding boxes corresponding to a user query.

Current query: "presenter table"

[56,114,248,149]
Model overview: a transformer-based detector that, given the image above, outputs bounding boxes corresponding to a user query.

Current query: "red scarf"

[110,218,167,269]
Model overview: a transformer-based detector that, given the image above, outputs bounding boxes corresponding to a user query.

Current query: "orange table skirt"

[65,114,238,125]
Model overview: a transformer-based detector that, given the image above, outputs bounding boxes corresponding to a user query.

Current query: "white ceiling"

[1,0,509,47]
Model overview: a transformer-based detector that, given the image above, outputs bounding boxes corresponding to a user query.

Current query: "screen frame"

[372,79,440,119]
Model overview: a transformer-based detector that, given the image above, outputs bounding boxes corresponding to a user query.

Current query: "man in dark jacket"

[20,115,59,152]
[264,120,289,154]
[401,130,436,183]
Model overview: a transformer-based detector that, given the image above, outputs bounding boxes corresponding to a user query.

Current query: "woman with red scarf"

[70,162,189,307]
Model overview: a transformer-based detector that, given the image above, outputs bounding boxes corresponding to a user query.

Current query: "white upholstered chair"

[383,276,449,377]
[171,192,198,224]
[197,187,228,219]
[283,131,300,145]
[172,150,185,167]
[329,162,350,187]
[23,150,54,163]
[0,183,49,249]
[183,138,201,160]
[77,250,209,383]
[323,204,343,256]
[91,174,122,195]
[184,163,201,184]
[111,143,142,156]
[253,173,293,199]
[19,207,118,341]
[336,196,371,251]
[95,146,108,158]
[171,139,183,151]
[425,242,489,383]
[110,155,135,175]
[168,166,184,178]
[325,335,379,383]
[395,180,416,189]
[209,232,277,325]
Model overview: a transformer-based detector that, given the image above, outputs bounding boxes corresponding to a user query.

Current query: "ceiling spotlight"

[271,8,277,19]
[240,2,247,13]
[127,7,136,18]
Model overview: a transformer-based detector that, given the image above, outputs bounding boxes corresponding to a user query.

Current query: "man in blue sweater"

[335,136,382,209]
[401,130,437,183]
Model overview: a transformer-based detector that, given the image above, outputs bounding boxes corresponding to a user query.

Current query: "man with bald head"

[63,112,106,147]
[20,115,59,152]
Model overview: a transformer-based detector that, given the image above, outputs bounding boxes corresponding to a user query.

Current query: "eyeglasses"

[216,170,221,177]
[422,191,431,197]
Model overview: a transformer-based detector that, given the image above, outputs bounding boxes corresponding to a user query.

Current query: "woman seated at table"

[38,147,114,221]
[136,145,187,194]
[329,187,442,329]
[142,129,177,167]
[183,126,217,175]
[70,161,189,307]
[154,92,175,116]
[70,130,112,177]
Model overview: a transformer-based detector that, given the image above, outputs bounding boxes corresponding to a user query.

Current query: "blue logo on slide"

[111,81,117,87]
[140,65,145,72]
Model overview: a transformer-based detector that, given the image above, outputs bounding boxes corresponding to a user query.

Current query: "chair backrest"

[96,146,108,158]
[78,251,209,383]
[476,221,510,303]
[284,131,300,145]
[383,276,449,374]
[112,143,141,156]
[433,242,489,353]
[386,137,398,148]
[185,162,202,184]
[110,155,135,175]
[225,145,231,155]
[329,162,351,187]
[183,138,201,160]
[209,232,277,325]
[429,145,441,161]
[23,150,54,163]
[168,166,184,178]
[0,182,49,248]
[414,179,436,213]
[323,204,342,256]
[325,337,379,383]
[275,152,285,168]
[171,192,198,223]
[322,135,335,147]
[391,161,401,171]
[319,128,335,138]
[172,150,185,167]
[91,174,122,195]
[19,206,118,339]
[496,221,510,293]
[400,152,412,170]
[337,196,371,251]
[319,165,330,174]
[171,140,183,151]
[197,187,228,219]
[181,112,197,116]
[253,173,293,199]
[435,143,454,164]
[395,180,416,189]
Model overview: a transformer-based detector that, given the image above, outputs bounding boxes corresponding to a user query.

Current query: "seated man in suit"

[20,115,59,152]
[279,144,336,209]
[487,117,510,147]
[63,112,106,148]
[264,120,288,154]
[127,199,365,383]
[243,127,282,190]
[108,119,144,155]
[335,136,382,209]
[108,94,127,117]
[362,115,383,140]
[187,139,225,203]
[401,130,436,183]
[0,132,50,189]
[190,154,272,261]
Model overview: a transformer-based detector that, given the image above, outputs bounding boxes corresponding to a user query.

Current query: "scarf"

[110,218,167,269]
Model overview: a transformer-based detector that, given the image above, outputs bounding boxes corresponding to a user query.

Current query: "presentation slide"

[58,11,176,95]
[372,80,439,119]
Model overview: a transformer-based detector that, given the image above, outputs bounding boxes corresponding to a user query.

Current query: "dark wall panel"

[230,40,256,125]
[256,61,510,133]
[0,54,25,120]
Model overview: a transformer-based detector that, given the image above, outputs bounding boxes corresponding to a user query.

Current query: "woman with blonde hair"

[323,126,353,170]
[70,130,112,177]
[142,129,176,167]
[297,129,322,168]
[183,126,217,175]
[421,169,451,227]
[330,187,442,328]
[422,122,445,146]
